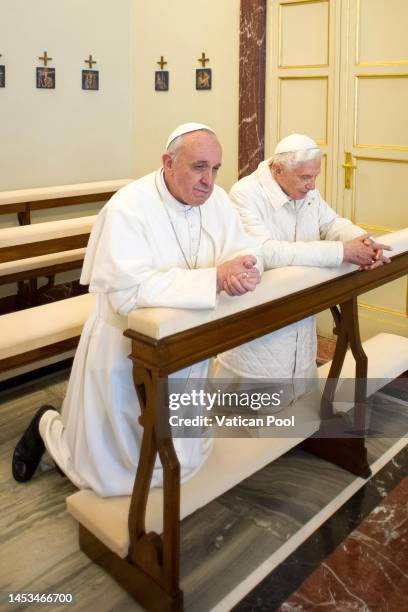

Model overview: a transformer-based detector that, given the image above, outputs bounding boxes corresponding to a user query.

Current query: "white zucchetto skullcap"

[274,133,319,154]
[166,122,215,149]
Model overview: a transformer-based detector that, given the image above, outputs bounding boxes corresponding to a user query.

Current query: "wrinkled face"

[273,158,321,200]
[162,131,222,206]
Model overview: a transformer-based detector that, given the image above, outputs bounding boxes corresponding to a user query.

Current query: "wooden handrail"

[124,250,408,375]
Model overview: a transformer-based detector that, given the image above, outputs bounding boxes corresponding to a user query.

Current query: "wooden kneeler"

[75,241,408,612]
[78,303,372,612]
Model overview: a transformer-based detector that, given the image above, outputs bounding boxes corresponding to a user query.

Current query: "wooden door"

[266,0,408,340]
[336,0,408,339]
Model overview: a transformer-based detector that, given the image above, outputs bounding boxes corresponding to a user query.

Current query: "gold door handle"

[342,152,357,189]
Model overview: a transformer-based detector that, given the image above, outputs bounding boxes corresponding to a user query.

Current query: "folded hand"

[343,233,392,269]
[216,255,261,295]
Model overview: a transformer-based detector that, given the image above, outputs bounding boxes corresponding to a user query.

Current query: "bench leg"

[300,435,371,478]
[16,279,38,308]
[77,360,183,609]
[79,525,183,612]
[116,359,182,608]
[301,297,371,479]
[17,206,31,225]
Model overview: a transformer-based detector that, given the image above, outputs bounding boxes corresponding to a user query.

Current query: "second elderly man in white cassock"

[13,123,262,496]
[213,133,390,399]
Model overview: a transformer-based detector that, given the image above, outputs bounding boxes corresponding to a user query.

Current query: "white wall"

[0,0,136,190]
[1,0,240,193]
[133,0,240,191]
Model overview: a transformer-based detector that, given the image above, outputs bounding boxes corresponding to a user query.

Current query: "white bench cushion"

[0,179,133,206]
[0,249,86,277]
[127,229,408,340]
[318,333,408,396]
[67,437,307,559]
[0,293,95,360]
[66,333,408,559]
[0,216,96,249]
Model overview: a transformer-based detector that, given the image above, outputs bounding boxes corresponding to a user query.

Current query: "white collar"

[156,169,196,215]
[257,158,314,209]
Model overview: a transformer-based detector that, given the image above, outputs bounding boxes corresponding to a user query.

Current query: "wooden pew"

[0,179,132,225]
[0,180,132,309]
[67,229,408,611]
[0,216,95,310]
[0,217,96,379]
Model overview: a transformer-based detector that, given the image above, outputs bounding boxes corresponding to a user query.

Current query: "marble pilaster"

[239,0,267,178]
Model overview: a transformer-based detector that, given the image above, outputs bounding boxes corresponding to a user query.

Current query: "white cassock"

[214,158,365,398]
[39,169,261,497]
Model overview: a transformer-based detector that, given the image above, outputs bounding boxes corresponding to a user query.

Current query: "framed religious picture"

[0,65,5,88]
[196,68,211,90]
[155,70,169,91]
[82,69,99,90]
[36,67,55,89]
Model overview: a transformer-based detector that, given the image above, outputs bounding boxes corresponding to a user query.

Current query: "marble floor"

[278,474,408,611]
[1,361,407,612]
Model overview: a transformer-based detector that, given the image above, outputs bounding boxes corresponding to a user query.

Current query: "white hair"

[166,129,216,157]
[272,148,321,170]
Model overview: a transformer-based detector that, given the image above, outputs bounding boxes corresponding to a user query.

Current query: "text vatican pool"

[169,415,295,427]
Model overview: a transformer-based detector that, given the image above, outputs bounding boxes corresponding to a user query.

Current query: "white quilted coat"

[217,158,364,385]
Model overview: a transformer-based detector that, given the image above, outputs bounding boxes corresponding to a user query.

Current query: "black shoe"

[12,405,57,483]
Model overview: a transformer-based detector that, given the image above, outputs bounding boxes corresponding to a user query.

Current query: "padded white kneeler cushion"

[0,293,95,360]
[66,333,408,560]
[318,333,408,396]
[127,229,408,340]
[67,436,307,559]
[0,178,133,206]
[0,248,86,277]
[0,216,96,248]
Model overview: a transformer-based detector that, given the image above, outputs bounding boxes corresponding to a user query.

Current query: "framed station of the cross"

[36,52,55,89]
[196,52,211,90]
[155,71,169,91]
[196,68,211,90]
[36,67,55,89]
[82,55,99,90]
[82,70,99,90]
[155,56,169,91]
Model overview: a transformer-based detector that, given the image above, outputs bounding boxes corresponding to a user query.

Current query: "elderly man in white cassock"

[213,133,391,399]
[12,123,262,496]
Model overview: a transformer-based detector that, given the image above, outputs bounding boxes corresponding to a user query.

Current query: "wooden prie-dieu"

[75,230,408,612]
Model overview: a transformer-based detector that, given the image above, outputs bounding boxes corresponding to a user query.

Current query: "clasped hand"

[216,255,261,296]
[343,233,392,270]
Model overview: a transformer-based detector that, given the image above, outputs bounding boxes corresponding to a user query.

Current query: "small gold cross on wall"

[85,54,97,69]
[38,51,52,66]
[197,52,210,67]
[157,56,167,70]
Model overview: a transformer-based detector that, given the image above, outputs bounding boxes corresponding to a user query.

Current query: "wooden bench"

[0,179,132,226]
[0,215,96,310]
[0,179,132,310]
[0,217,97,379]
[66,228,408,612]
